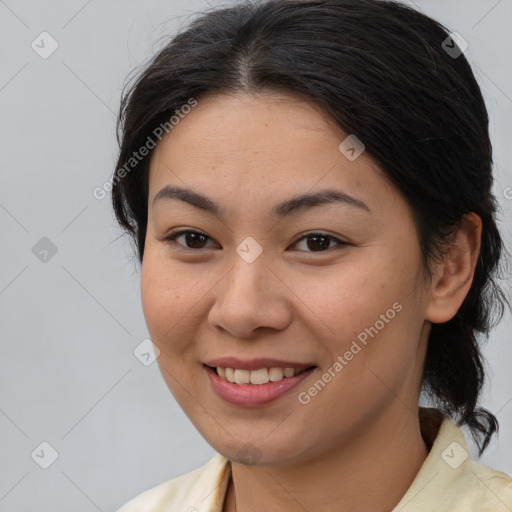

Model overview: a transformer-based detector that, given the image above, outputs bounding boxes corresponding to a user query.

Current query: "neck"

[223,405,429,512]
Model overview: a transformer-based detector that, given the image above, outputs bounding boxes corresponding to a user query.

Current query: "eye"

[290,232,347,252]
[162,229,347,253]
[162,230,216,250]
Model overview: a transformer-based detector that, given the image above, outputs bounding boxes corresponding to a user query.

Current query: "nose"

[207,248,293,339]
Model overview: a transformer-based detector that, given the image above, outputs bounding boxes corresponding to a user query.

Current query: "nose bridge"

[225,237,268,300]
[208,238,292,337]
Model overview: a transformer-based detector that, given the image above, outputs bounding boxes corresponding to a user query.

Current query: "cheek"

[140,247,220,362]
[303,260,404,335]
[308,250,423,367]
[140,253,193,350]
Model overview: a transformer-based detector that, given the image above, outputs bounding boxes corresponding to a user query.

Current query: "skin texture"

[141,92,482,512]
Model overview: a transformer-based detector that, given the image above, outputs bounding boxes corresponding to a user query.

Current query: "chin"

[210,435,308,468]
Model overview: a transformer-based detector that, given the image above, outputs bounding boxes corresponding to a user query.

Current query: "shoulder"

[116,452,230,512]
[399,408,512,511]
[455,457,512,511]
[437,418,512,511]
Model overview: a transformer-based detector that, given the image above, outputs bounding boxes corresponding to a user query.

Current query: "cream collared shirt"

[117,408,512,511]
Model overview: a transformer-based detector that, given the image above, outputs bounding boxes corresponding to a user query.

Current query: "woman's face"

[141,91,433,466]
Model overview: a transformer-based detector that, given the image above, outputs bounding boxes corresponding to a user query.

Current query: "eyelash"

[162,229,347,254]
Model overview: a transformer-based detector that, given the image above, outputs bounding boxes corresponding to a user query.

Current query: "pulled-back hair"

[111,0,510,456]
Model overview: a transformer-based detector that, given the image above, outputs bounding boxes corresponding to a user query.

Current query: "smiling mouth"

[205,364,317,385]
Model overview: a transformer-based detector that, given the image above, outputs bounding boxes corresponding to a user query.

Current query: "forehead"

[153,92,341,159]
[146,91,398,218]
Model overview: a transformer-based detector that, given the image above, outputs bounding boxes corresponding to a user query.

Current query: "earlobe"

[425,212,482,324]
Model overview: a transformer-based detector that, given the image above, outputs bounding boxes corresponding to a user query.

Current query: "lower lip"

[204,365,316,407]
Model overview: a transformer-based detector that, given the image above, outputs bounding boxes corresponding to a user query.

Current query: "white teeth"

[250,368,270,385]
[216,366,307,385]
[283,367,295,378]
[269,367,284,381]
[234,369,250,384]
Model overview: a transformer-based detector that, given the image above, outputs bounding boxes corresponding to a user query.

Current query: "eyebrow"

[152,185,371,218]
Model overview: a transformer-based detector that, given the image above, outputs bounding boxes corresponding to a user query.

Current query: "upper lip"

[203,357,315,371]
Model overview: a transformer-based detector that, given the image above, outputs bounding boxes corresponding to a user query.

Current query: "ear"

[425,212,482,324]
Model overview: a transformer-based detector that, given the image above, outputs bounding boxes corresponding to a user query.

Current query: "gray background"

[0,0,511,510]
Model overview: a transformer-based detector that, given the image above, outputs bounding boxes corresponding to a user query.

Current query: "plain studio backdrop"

[0,0,511,510]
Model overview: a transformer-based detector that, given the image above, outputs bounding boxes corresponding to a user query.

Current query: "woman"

[113,0,512,510]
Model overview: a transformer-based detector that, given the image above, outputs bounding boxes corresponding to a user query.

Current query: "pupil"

[187,233,206,248]
[308,235,329,251]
